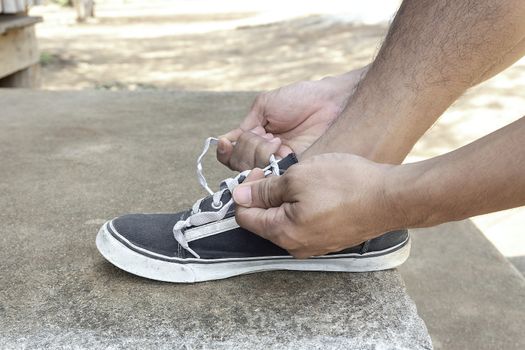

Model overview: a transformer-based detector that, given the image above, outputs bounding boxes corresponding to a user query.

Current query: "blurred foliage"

[39,52,54,66]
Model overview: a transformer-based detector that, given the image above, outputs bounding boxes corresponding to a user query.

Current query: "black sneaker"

[96,138,410,283]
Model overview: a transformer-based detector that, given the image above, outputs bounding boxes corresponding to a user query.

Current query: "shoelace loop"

[173,137,281,258]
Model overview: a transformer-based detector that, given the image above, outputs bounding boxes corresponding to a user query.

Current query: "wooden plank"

[0,24,38,78]
[0,63,40,87]
[0,15,41,34]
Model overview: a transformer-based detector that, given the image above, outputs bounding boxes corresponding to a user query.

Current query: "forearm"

[475,36,525,85]
[303,0,525,164]
[389,116,525,229]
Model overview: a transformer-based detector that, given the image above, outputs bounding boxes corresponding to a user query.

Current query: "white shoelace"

[173,137,281,258]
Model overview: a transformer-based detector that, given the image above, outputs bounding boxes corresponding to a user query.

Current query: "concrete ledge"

[400,222,525,350]
[0,90,431,349]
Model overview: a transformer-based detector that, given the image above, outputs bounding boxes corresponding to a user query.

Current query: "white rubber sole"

[96,222,411,283]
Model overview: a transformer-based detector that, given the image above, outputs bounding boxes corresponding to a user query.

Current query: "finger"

[221,128,243,142]
[244,167,265,182]
[276,144,294,158]
[235,205,285,242]
[254,137,281,168]
[229,131,259,171]
[229,131,269,171]
[233,174,287,209]
[216,137,234,167]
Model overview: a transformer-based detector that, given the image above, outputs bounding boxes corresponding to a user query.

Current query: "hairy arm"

[389,116,525,229]
[302,0,525,164]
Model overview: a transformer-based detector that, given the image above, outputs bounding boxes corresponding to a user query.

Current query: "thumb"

[235,205,286,243]
[233,169,290,243]
[233,170,287,209]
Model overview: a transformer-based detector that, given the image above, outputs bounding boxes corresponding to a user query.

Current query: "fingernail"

[270,137,280,143]
[233,185,252,206]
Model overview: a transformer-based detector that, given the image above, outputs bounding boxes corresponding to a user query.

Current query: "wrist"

[335,65,370,88]
[319,66,370,97]
[384,160,447,230]
[323,66,370,99]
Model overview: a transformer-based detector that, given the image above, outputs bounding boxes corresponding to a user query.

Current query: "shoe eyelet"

[211,201,223,209]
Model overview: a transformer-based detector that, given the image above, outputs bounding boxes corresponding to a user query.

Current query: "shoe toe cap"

[110,212,186,257]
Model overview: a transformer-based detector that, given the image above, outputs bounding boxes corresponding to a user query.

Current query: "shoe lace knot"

[173,137,280,258]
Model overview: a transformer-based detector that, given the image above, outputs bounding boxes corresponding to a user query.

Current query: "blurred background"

[2,0,524,274]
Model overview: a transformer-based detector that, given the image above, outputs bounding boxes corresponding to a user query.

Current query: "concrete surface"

[0,90,431,349]
[508,256,525,276]
[400,221,525,350]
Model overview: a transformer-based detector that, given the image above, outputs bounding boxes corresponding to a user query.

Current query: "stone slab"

[400,222,525,350]
[0,90,431,349]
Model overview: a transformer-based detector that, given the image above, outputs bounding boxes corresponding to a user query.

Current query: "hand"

[217,68,368,171]
[232,153,404,258]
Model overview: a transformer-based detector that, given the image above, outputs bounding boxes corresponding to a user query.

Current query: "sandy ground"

[30,0,524,266]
